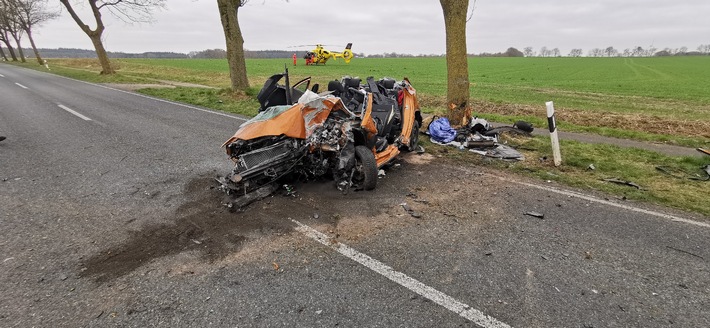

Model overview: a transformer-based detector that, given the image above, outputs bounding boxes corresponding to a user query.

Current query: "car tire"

[354,145,378,190]
[407,121,420,152]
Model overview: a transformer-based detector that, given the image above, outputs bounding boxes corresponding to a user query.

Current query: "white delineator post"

[546,101,562,166]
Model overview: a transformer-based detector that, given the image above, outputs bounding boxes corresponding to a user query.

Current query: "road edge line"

[493,175,710,228]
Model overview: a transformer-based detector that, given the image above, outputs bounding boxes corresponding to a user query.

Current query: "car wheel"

[407,121,420,152]
[354,145,378,190]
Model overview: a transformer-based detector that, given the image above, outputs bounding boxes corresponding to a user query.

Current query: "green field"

[120,56,710,109]
[98,56,709,145]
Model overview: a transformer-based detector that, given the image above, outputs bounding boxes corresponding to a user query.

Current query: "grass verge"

[422,134,710,217]
[138,87,260,117]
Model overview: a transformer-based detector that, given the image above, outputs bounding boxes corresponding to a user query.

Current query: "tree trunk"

[59,0,115,75]
[90,34,114,74]
[25,30,43,65]
[217,0,249,91]
[439,0,471,127]
[0,45,7,61]
[2,39,18,61]
[11,35,26,62]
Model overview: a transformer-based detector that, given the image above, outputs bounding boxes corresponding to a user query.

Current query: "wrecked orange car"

[219,69,422,207]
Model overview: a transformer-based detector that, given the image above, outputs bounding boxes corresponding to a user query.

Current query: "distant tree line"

[21,48,188,59]
[522,44,710,57]
[7,44,710,62]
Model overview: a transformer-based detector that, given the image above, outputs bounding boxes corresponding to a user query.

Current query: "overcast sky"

[31,0,710,55]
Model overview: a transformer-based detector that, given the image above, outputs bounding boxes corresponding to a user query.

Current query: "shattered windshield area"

[240,105,292,128]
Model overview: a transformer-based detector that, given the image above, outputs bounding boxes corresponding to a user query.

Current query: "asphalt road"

[1,64,709,328]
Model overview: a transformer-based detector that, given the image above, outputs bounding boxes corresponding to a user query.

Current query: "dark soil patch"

[79,166,416,283]
[80,175,330,283]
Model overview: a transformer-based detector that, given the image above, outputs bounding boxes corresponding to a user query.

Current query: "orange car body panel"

[222,104,307,156]
[398,81,419,146]
[223,96,351,156]
[374,145,401,168]
[223,79,420,169]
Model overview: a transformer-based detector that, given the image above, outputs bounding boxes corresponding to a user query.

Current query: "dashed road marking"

[5,64,246,122]
[53,73,246,121]
[0,73,5,77]
[58,104,92,121]
[289,217,513,328]
[15,83,28,89]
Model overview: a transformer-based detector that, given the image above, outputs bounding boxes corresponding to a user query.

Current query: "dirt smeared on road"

[79,166,421,283]
[80,174,338,283]
[78,151,513,284]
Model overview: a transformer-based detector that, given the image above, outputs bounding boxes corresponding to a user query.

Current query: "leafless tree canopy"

[3,0,57,28]
[59,0,165,74]
[90,0,166,23]
[1,0,59,63]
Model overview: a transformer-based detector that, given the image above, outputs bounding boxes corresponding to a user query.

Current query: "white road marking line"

[10,64,246,122]
[15,83,28,89]
[58,104,92,121]
[288,217,513,328]
[51,73,246,121]
[0,73,5,77]
[493,175,710,228]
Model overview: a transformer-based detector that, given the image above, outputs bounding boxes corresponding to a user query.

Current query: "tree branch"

[466,0,477,22]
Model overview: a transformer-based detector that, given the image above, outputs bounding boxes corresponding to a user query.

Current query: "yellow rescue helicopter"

[303,43,354,65]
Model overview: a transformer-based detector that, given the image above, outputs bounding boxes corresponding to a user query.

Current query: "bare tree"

[439,0,470,126]
[216,0,249,91]
[604,46,617,57]
[523,46,534,57]
[552,48,560,57]
[3,0,58,65]
[0,28,17,61]
[568,48,582,57]
[622,48,631,57]
[59,0,165,74]
[0,0,25,62]
[0,1,16,61]
[646,45,657,57]
[539,46,548,57]
[0,13,18,61]
[632,46,644,57]
[588,48,604,57]
[0,44,7,60]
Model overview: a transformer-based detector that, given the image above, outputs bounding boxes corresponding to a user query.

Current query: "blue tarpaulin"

[428,117,457,143]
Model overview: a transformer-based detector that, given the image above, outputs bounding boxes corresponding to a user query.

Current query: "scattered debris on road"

[655,165,710,181]
[524,211,545,219]
[400,202,422,218]
[666,245,704,260]
[603,178,642,189]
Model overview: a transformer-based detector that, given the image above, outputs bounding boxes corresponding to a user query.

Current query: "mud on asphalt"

[79,152,485,284]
